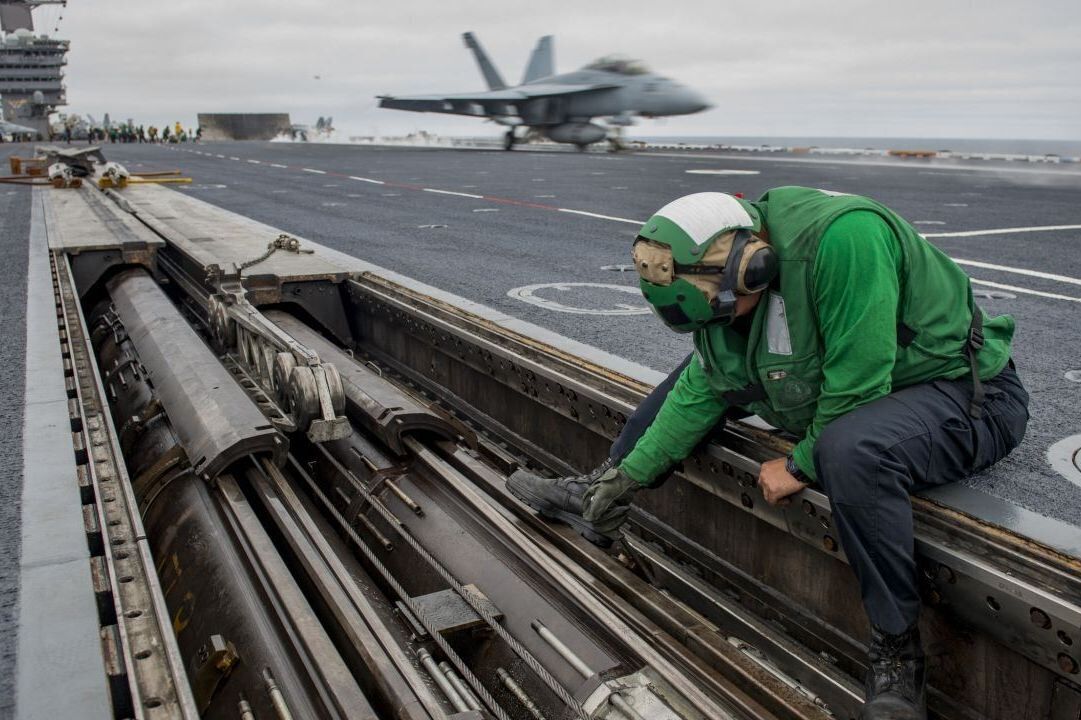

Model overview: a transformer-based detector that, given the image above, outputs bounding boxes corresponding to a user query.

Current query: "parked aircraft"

[0,117,39,140]
[378,32,711,151]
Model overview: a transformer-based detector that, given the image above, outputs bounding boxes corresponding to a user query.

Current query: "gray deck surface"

[0,162,30,719]
[1,139,1079,714]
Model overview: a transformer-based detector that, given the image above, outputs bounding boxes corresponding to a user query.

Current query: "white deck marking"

[557,208,644,225]
[229,156,240,160]
[269,163,287,168]
[685,169,761,175]
[508,282,650,315]
[423,188,483,199]
[923,224,1081,238]
[302,168,326,174]
[215,154,226,158]
[349,176,384,184]
[969,279,1081,303]
[246,159,261,164]
[643,152,1081,176]
[953,259,1081,287]
[1047,435,1081,490]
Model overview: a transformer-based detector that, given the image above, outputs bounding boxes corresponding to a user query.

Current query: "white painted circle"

[507,282,650,315]
[685,169,761,175]
[1047,435,1081,490]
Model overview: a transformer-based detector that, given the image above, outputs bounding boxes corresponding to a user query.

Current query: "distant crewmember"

[509,188,1027,720]
[162,126,171,143]
[148,125,158,142]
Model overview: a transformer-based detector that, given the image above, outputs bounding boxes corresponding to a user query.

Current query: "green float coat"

[619,186,1014,484]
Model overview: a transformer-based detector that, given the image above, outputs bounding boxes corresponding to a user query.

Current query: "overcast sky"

[31,0,1081,140]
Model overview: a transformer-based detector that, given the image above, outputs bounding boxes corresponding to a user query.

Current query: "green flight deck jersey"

[619,186,1015,484]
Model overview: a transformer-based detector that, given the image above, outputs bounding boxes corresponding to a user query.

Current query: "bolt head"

[1058,653,1079,674]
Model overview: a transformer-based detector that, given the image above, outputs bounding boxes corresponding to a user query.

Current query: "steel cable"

[287,454,518,720]
[302,445,591,719]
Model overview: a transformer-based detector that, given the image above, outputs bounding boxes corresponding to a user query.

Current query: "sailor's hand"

[757,458,807,506]
[582,466,641,523]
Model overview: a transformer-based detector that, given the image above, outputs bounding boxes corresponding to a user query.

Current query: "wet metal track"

[12,164,1081,720]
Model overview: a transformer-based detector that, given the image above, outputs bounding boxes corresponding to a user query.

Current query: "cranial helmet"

[632,192,778,332]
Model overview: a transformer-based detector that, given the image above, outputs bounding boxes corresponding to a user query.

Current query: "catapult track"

[30,174,1081,720]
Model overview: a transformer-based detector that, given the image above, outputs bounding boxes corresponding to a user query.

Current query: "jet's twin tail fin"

[521,35,554,84]
[462,31,507,90]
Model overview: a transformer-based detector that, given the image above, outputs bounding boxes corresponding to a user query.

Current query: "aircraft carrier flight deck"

[19,140,1079,518]
[1,139,1080,720]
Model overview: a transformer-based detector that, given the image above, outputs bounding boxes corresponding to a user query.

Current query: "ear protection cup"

[737,241,779,294]
[706,230,779,326]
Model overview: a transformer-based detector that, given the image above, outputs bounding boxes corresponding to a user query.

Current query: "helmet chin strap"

[708,230,752,326]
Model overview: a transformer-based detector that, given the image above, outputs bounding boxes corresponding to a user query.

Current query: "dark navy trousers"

[609,356,1029,634]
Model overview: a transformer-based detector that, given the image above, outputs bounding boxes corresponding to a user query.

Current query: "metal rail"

[52,250,198,718]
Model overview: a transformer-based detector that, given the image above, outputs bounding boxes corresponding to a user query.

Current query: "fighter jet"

[378,32,711,151]
[0,117,39,140]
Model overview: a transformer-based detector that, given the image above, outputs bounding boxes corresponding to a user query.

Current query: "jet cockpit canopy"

[583,55,650,75]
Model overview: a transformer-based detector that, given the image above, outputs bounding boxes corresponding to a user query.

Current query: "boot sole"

[506,481,614,549]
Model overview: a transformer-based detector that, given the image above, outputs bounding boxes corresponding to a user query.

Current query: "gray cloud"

[50,0,1081,140]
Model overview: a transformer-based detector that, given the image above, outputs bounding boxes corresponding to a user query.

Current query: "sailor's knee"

[813,417,880,494]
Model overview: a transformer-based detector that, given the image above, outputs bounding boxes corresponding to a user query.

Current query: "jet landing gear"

[607,126,627,153]
[503,129,516,151]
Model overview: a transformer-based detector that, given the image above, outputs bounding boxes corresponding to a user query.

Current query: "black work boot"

[861,624,927,720]
[507,459,620,547]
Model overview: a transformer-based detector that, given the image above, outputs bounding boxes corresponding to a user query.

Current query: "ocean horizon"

[631,135,1081,157]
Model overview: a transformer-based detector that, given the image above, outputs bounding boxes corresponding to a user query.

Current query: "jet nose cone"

[686,89,712,113]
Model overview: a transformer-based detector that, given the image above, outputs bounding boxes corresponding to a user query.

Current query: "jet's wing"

[0,121,38,134]
[378,84,617,117]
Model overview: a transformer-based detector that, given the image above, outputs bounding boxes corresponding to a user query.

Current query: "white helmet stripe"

[654,192,754,248]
